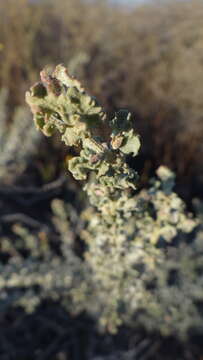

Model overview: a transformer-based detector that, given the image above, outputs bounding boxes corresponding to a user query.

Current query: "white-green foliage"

[0,189,202,339]
[0,88,41,183]
[1,65,200,339]
[0,182,201,339]
[80,168,201,337]
[0,199,84,313]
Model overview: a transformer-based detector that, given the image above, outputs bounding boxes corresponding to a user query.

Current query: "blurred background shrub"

[0,0,202,201]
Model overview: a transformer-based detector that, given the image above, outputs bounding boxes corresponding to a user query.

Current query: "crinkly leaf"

[26,65,105,141]
[119,129,141,156]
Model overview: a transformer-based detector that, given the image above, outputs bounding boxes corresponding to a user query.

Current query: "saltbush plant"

[0,65,201,345]
[22,65,203,339]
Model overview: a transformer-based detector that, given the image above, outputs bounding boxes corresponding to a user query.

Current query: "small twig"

[0,175,67,206]
[0,175,67,195]
[0,213,50,232]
